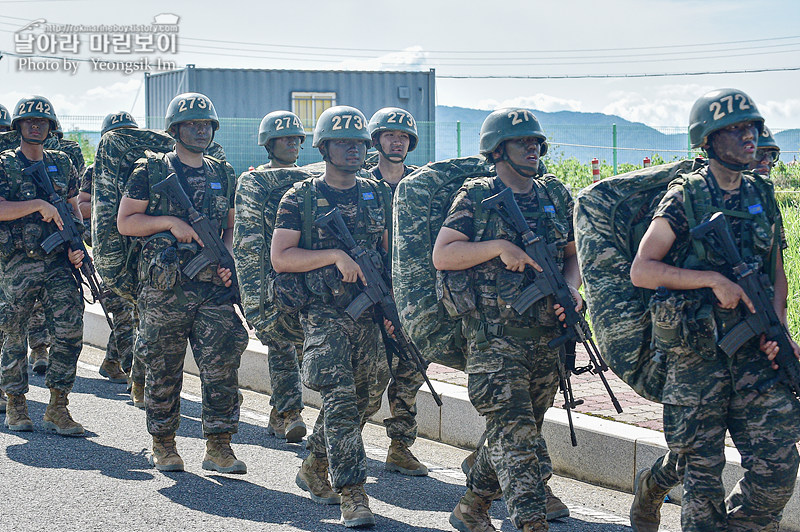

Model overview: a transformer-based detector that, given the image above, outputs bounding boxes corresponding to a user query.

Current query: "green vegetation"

[65,132,96,166]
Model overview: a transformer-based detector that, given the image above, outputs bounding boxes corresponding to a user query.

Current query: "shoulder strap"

[145,151,168,215]
[464,176,495,242]
[750,172,781,283]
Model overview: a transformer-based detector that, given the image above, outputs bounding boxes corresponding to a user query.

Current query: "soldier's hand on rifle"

[711,274,755,312]
[334,250,365,284]
[217,266,233,288]
[498,240,542,273]
[554,285,583,324]
[383,318,396,338]
[38,200,63,230]
[760,335,800,370]
[169,218,204,246]
[67,247,84,269]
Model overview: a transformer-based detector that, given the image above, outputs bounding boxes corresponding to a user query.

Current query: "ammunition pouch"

[0,225,13,261]
[305,264,356,309]
[270,271,309,314]
[146,246,179,291]
[497,270,528,321]
[650,289,718,362]
[436,269,476,318]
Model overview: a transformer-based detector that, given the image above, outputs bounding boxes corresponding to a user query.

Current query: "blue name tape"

[47,165,58,172]
[362,192,374,200]
[543,205,555,213]
[748,204,763,214]
[210,182,222,190]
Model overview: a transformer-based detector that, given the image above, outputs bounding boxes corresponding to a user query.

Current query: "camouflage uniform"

[650,167,800,530]
[441,175,573,528]
[363,164,425,447]
[125,153,248,436]
[80,163,139,377]
[0,149,83,395]
[274,176,388,489]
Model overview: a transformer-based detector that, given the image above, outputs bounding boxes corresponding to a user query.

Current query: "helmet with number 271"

[479,108,548,159]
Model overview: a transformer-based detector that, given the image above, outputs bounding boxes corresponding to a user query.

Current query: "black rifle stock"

[481,187,623,425]
[314,207,443,406]
[24,161,116,333]
[151,173,243,316]
[691,211,800,401]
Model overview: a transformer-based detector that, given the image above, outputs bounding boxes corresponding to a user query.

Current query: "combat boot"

[544,484,569,520]
[267,407,285,438]
[4,393,33,431]
[283,410,307,443]
[29,346,48,375]
[630,468,671,532]
[461,449,478,475]
[385,439,428,476]
[295,453,341,504]
[150,433,184,472]
[130,381,145,409]
[449,489,496,532]
[42,389,84,436]
[0,389,6,414]
[522,522,549,532]
[340,484,375,528]
[202,432,247,474]
[99,359,128,384]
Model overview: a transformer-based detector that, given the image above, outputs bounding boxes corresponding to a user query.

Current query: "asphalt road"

[0,345,682,532]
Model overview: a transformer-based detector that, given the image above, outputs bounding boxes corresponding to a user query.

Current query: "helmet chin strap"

[500,150,538,178]
[320,142,364,173]
[266,143,298,167]
[16,125,46,145]
[706,145,750,172]
[175,124,213,154]
[374,139,406,163]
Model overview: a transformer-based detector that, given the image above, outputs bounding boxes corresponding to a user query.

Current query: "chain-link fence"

[57,115,800,177]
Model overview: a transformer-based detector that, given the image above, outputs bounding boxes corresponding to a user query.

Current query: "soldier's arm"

[271,227,364,284]
[117,196,202,245]
[0,196,63,228]
[432,226,538,273]
[77,191,91,220]
[630,217,753,312]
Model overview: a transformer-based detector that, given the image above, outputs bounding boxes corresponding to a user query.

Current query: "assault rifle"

[151,173,243,316]
[314,207,443,406]
[691,212,800,401]
[25,160,115,334]
[482,186,623,444]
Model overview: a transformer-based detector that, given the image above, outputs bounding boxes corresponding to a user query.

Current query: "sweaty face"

[708,121,758,166]
[177,120,213,151]
[502,137,541,170]
[269,135,302,165]
[749,148,778,176]
[18,117,50,142]
[325,139,367,171]
[378,130,410,161]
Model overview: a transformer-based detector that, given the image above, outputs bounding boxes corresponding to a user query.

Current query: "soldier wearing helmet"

[118,92,249,475]
[367,107,419,190]
[0,104,11,132]
[0,96,87,438]
[271,106,390,527]
[631,89,800,531]
[257,110,305,169]
[433,108,576,531]
[750,125,781,177]
[77,111,140,387]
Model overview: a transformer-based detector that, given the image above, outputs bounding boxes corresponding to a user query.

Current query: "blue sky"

[0,0,798,129]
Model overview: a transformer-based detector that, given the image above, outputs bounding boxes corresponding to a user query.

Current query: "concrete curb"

[84,305,800,530]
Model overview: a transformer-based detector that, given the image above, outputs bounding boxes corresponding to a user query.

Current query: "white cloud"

[477,94,582,113]
[336,46,429,71]
[757,99,800,131]
[601,89,695,126]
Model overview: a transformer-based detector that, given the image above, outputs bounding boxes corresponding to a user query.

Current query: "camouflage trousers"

[138,281,248,436]
[264,312,304,414]
[364,339,424,446]
[0,254,83,394]
[102,290,135,371]
[129,321,145,387]
[0,297,52,356]
[647,450,681,491]
[302,305,379,490]
[465,333,560,529]
[662,347,800,531]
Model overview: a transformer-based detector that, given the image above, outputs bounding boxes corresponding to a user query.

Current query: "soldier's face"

[502,137,541,168]
[326,139,366,169]
[178,120,213,151]
[18,118,50,142]
[709,121,758,166]
[749,148,778,176]
[378,130,410,160]
[270,136,302,163]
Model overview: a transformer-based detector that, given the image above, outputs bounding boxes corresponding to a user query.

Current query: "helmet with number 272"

[689,88,764,149]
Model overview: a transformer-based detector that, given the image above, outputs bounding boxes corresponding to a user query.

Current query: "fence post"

[456,121,462,158]
[612,123,618,175]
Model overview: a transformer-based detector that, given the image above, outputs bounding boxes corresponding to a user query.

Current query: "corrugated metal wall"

[145,66,436,174]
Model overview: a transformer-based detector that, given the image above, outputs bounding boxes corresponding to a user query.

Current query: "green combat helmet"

[258,110,305,146]
[758,125,780,158]
[688,88,763,171]
[101,111,138,136]
[12,95,58,144]
[312,105,370,172]
[0,104,11,132]
[479,108,548,177]
[164,92,219,153]
[368,107,418,162]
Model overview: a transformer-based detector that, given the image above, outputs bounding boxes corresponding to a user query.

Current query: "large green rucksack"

[91,128,175,300]
[233,167,314,344]
[574,158,704,402]
[392,156,496,371]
